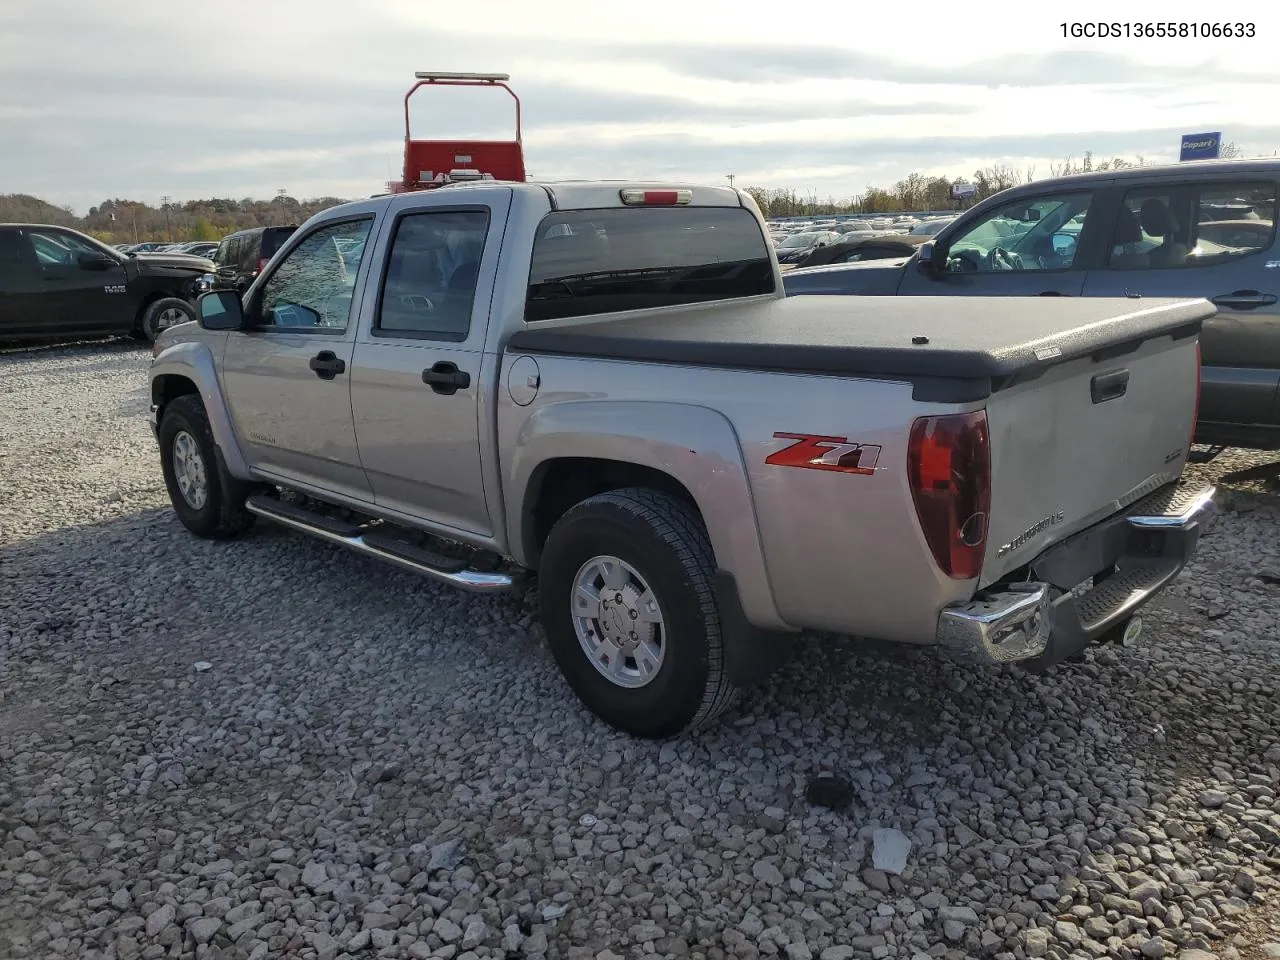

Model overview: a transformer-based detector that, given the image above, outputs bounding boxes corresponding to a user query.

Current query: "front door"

[899,188,1103,297]
[1082,177,1280,435]
[221,215,379,501]
[350,197,508,537]
[25,228,132,334]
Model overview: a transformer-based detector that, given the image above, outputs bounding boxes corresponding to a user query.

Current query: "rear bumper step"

[938,480,1217,667]
[245,493,524,593]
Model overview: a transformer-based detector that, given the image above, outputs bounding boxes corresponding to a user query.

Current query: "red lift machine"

[390,71,526,193]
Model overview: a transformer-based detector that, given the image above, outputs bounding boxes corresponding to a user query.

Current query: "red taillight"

[619,188,692,206]
[907,411,992,580]
[257,257,268,273]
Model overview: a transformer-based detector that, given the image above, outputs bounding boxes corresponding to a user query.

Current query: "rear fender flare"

[150,341,252,480]
[507,400,787,631]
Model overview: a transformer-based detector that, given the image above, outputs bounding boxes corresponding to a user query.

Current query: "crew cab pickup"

[148,182,1218,737]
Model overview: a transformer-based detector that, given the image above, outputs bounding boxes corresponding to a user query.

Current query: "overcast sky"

[2,0,1276,212]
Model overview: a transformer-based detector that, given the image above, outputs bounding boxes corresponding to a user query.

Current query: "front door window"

[945,192,1095,274]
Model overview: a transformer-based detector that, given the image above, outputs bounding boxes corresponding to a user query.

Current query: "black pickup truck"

[0,223,212,344]
[785,160,1280,451]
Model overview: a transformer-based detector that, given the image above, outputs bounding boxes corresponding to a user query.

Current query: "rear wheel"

[158,394,255,539]
[538,487,737,738]
[136,297,195,342]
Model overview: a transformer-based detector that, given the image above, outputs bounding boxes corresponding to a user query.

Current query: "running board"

[245,494,523,593]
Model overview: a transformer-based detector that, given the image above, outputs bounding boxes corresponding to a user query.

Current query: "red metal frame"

[395,72,526,193]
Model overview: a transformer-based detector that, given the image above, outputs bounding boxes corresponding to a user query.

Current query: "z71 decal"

[766,433,882,475]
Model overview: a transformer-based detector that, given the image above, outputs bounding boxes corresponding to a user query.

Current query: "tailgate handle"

[1091,369,1129,404]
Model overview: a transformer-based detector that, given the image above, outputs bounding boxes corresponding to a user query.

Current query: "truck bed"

[506,295,1211,401]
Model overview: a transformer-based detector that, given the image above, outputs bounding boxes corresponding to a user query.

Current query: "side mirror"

[78,254,116,271]
[916,241,946,276]
[197,290,245,331]
[1052,233,1078,259]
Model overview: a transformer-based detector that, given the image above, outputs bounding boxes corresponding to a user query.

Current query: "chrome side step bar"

[245,494,523,594]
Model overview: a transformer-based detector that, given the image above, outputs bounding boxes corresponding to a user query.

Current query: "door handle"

[421,361,471,395]
[1210,291,1278,311]
[308,350,346,380]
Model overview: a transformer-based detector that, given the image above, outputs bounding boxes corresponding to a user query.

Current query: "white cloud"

[2,0,1276,211]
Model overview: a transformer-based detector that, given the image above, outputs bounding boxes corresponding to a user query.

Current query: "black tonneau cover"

[505,295,1211,401]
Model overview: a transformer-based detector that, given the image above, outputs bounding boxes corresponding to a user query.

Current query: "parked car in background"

[774,229,840,265]
[794,234,928,269]
[172,241,220,258]
[910,218,954,236]
[211,225,298,293]
[0,223,211,342]
[784,160,1280,451]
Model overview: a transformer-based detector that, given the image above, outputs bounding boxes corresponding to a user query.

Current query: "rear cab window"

[525,207,775,322]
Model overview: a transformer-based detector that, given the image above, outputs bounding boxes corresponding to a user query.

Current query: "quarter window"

[256,218,373,331]
[376,210,490,340]
[945,192,1094,273]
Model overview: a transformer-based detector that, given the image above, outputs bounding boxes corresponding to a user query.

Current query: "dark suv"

[784,160,1280,451]
[212,225,297,294]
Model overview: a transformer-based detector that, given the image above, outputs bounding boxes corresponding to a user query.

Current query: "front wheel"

[136,297,195,342]
[158,395,254,539]
[538,488,737,738]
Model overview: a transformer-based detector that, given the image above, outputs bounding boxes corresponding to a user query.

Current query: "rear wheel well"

[523,458,700,565]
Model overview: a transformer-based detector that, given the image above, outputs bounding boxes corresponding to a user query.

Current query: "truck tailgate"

[981,330,1199,586]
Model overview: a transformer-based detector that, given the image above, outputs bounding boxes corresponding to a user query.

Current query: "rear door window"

[261,228,297,261]
[375,209,490,340]
[526,207,774,322]
[1108,181,1277,269]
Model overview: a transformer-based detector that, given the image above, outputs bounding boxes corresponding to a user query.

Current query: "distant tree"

[1221,140,1242,159]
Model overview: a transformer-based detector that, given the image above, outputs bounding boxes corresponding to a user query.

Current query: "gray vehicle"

[148,181,1216,737]
[784,160,1280,451]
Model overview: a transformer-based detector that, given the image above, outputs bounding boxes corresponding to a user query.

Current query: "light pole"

[726,174,736,190]
[160,195,172,242]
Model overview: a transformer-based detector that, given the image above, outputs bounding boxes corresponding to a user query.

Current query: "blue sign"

[1180,132,1221,162]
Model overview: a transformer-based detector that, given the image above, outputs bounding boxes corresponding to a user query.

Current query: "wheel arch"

[149,342,253,480]
[506,400,787,631]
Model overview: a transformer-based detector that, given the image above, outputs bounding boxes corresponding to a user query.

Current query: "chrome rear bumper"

[938,480,1217,667]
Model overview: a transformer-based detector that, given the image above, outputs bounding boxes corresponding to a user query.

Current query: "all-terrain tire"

[158,394,255,539]
[538,487,737,738]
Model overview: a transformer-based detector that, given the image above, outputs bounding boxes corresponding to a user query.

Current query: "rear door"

[1082,177,1280,439]
[220,215,379,501]
[0,227,46,336]
[350,191,510,536]
[899,187,1109,297]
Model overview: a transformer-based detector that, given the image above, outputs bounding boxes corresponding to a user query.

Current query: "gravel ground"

[3,341,1280,960]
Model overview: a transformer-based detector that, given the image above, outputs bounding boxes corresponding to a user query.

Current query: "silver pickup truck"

[149,181,1218,737]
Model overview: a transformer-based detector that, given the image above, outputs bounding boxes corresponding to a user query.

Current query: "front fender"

[505,400,788,631]
[150,341,252,480]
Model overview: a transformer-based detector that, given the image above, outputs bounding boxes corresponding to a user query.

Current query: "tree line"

[0,193,348,245]
[0,141,1250,238]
